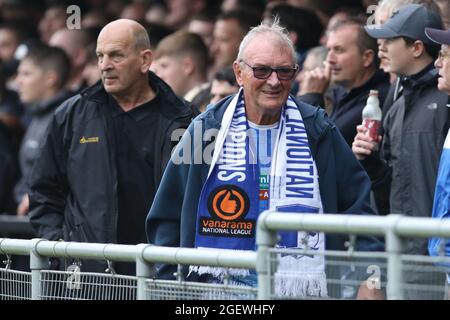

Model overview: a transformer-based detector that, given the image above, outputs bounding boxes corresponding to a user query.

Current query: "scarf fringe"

[273,253,327,297]
[275,272,328,298]
[189,265,250,280]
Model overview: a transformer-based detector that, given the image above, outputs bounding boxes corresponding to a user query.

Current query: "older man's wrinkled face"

[233,34,296,125]
[96,28,144,97]
[435,45,450,94]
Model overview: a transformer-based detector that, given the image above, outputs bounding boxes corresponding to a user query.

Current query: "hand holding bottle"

[361,90,382,141]
[352,90,382,160]
[352,125,382,160]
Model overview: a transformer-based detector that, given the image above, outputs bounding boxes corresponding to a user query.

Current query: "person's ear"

[141,49,153,72]
[233,60,244,87]
[362,49,375,68]
[44,70,59,89]
[412,40,425,58]
[181,57,195,76]
[288,31,298,47]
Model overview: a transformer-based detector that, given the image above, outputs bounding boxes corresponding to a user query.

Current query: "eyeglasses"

[240,60,298,80]
[438,50,450,60]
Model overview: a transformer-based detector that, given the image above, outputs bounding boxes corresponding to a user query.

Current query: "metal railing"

[0,212,449,300]
[257,212,450,299]
[0,239,257,300]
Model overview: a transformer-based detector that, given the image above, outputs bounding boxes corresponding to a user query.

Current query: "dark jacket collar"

[80,71,192,120]
[400,62,437,89]
[28,90,74,116]
[333,69,389,104]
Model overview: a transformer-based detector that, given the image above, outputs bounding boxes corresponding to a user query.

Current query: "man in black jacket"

[0,121,18,213]
[28,19,194,273]
[14,45,73,216]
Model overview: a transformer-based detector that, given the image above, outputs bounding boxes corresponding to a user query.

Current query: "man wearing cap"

[353,4,449,299]
[424,26,450,297]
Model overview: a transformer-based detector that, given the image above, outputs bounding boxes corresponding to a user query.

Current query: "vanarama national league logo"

[209,185,248,220]
[200,185,255,238]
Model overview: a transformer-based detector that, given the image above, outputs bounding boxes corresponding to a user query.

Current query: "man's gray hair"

[236,18,297,64]
[133,27,151,50]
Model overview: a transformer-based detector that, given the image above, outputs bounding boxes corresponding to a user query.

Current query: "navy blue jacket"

[146,95,382,279]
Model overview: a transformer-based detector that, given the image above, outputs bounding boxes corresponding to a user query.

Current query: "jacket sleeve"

[330,125,385,252]
[329,126,385,293]
[159,114,193,184]
[360,154,392,215]
[297,93,325,108]
[331,126,374,215]
[0,144,17,212]
[28,114,69,241]
[146,127,193,279]
[359,117,393,216]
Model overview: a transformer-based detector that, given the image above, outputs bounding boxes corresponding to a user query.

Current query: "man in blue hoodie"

[424,26,450,298]
[147,19,381,298]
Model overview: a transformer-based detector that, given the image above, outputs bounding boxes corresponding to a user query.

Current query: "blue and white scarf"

[191,88,327,297]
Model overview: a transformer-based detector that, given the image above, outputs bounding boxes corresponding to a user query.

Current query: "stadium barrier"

[0,212,449,300]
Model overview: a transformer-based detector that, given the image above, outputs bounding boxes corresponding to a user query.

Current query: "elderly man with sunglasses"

[146,20,382,299]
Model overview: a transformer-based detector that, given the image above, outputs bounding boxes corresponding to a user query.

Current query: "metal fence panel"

[145,279,257,300]
[0,268,31,300]
[267,247,450,300]
[2,214,450,300]
[267,248,388,300]
[39,270,137,300]
[400,255,449,300]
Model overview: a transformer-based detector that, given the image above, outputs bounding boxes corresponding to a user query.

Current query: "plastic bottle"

[362,90,382,141]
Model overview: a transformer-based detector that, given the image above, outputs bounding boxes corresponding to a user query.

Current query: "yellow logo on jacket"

[79,136,99,144]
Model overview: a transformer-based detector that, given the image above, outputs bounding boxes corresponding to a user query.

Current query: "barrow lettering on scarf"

[285,104,314,199]
[217,109,247,182]
[198,100,256,241]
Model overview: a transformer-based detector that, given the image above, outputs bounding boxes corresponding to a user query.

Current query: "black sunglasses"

[240,60,298,80]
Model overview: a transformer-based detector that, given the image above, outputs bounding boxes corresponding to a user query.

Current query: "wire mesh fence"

[1,249,449,300]
[266,247,450,300]
[400,255,450,300]
[0,268,31,300]
[145,278,257,300]
[39,270,137,300]
[267,247,388,300]
[1,213,450,300]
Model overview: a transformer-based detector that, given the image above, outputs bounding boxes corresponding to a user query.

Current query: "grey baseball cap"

[365,4,442,44]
